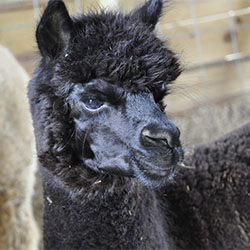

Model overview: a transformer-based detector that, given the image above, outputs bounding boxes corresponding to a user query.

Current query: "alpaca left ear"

[131,0,164,28]
[36,0,73,60]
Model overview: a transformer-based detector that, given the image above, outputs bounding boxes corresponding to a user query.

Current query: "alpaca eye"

[83,99,104,111]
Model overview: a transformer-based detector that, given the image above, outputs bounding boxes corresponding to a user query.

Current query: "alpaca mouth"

[130,158,178,187]
[133,156,178,177]
[141,163,176,177]
[130,146,184,185]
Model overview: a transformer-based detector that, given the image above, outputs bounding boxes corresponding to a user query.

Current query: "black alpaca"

[28,0,250,249]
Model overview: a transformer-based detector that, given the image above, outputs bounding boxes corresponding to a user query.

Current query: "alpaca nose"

[141,124,180,150]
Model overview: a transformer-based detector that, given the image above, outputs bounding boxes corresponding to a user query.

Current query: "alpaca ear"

[36,0,73,60]
[132,0,164,28]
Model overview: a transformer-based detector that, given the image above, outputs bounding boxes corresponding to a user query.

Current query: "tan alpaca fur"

[0,45,39,250]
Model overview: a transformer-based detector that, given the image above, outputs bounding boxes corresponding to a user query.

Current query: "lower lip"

[145,165,175,176]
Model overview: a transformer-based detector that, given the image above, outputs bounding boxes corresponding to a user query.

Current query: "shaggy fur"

[28,0,250,249]
[0,45,39,250]
[164,122,250,249]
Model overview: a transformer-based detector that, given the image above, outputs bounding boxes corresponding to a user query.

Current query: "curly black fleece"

[28,0,250,249]
[164,122,250,249]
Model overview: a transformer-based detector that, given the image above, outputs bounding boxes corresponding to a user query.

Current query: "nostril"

[144,135,170,148]
[141,127,173,150]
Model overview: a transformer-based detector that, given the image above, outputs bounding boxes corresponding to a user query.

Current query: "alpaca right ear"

[36,0,73,60]
[131,0,164,29]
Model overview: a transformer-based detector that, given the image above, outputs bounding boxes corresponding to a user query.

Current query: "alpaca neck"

[41,166,171,250]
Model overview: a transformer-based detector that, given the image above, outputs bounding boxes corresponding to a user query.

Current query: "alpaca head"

[29,0,183,189]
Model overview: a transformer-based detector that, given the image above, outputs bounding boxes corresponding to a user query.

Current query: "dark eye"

[83,99,104,111]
